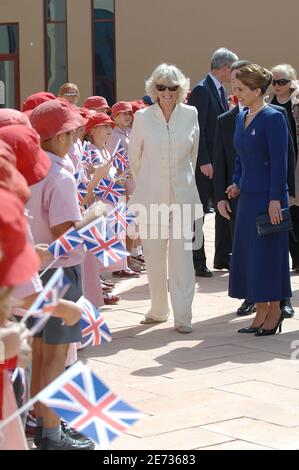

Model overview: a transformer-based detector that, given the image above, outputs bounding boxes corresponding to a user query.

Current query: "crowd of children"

[0,82,151,450]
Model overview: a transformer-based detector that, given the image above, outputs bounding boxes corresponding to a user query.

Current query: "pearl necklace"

[276,95,291,105]
[247,103,268,117]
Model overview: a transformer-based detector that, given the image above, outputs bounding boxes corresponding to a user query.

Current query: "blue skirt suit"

[229,106,292,303]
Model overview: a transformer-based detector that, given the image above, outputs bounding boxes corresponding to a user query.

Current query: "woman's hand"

[269,200,282,224]
[200,163,213,179]
[225,183,240,199]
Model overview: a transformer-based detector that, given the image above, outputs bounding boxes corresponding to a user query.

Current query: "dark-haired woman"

[226,64,291,336]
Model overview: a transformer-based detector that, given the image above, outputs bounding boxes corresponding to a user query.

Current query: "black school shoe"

[34,423,95,450]
[61,420,91,441]
[39,433,95,450]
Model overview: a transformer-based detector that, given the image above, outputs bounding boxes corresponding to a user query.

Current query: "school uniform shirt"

[68,139,84,172]
[107,126,131,155]
[27,152,85,269]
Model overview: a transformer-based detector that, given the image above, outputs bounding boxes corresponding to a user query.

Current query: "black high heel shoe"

[237,323,264,334]
[254,313,284,336]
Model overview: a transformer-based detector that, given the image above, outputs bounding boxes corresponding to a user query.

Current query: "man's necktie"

[219,85,229,111]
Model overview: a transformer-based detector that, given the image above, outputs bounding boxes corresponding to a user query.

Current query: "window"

[0,24,19,109]
[92,0,116,105]
[44,0,68,95]
[0,24,18,54]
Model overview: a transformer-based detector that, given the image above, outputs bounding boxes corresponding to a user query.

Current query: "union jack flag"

[77,181,88,205]
[77,297,112,348]
[107,201,135,235]
[37,361,144,447]
[94,178,125,205]
[89,146,102,166]
[113,140,129,173]
[48,227,84,259]
[82,142,102,166]
[29,268,71,317]
[78,217,129,267]
[81,141,91,164]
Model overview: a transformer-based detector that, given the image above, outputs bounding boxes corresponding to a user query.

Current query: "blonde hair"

[236,64,272,95]
[271,64,297,81]
[58,82,80,99]
[145,63,190,104]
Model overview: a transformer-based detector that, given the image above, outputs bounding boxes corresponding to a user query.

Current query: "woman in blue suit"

[226,64,291,336]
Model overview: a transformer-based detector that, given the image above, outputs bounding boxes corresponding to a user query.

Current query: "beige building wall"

[1,0,299,106]
[67,0,93,105]
[115,0,299,100]
[0,0,93,107]
[0,0,45,106]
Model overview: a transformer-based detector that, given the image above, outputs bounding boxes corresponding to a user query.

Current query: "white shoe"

[175,325,192,334]
[140,317,167,324]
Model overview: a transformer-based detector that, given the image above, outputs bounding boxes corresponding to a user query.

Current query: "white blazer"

[128,103,201,222]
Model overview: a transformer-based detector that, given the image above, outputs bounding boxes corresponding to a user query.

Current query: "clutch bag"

[256,208,293,236]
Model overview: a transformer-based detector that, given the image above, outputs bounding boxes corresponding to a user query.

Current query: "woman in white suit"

[128,64,202,333]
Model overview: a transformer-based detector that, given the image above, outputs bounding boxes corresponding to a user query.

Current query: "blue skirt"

[229,192,291,303]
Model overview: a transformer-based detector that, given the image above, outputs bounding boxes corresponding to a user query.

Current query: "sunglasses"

[272,79,291,86]
[156,84,179,92]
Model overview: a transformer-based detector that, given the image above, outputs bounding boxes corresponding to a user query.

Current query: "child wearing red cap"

[108,102,145,275]
[26,100,93,450]
[83,96,111,114]
[80,113,124,303]
[108,101,133,154]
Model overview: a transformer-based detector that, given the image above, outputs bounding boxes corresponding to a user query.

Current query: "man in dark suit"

[213,60,296,318]
[188,48,238,277]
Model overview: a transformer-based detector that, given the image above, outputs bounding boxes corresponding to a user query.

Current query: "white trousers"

[142,222,195,328]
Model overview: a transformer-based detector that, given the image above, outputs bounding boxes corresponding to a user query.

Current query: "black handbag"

[256,208,293,236]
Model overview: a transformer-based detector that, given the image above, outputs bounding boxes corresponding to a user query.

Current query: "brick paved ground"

[79,213,299,450]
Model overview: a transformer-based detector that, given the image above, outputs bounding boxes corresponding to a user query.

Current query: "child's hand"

[17,338,32,368]
[53,299,82,326]
[35,244,53,265]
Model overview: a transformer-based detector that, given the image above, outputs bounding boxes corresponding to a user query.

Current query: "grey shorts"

[32,265,82,345]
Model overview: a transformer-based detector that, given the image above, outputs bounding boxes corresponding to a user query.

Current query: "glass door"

[0,24,20,109]
[0,57,18,109]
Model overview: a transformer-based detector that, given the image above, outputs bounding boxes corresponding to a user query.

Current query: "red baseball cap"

[0,109,31,129]
[0,158,30,204]
[111,101,133,118]
[84,96,111,112]
[0,139,16,166]
[130,100,146,114]
[30,99,87,142]
[85,112,115,134]
[0,126,51,186]
[0,188,40,287]
[22,92,56,113]
[79,107,96,120]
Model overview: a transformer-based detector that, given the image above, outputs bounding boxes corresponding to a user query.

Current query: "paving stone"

[201,417,299,449]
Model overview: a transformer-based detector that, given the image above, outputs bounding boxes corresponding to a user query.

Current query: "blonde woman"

[128,64,202,333]
[58,82,80,106]
[267,65,299,283]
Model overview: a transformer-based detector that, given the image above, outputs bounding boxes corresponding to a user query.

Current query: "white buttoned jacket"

[128,103,201,223]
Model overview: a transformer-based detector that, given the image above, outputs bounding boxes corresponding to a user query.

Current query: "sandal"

[113,269,139,278]
[103,293,120,305]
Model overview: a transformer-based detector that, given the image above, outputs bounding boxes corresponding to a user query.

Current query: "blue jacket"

[233,106,288,200]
